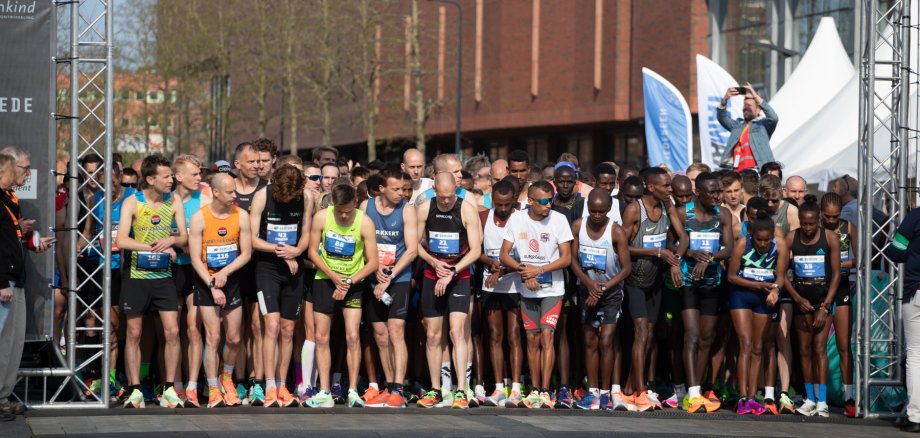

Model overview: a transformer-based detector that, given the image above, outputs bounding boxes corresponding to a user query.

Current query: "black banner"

[0,0,56,340]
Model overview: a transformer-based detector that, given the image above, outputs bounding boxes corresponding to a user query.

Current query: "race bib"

[536,270,553,287]
[486,248,500,261]
[206,244,238,269]
[378,243,397,266]
[96,225,120,253]
[429,231,460,255]
[579,246,607,273]
[642,233,666,249]
[137,251,169,270]
[324,230,356,259]
[741,267,775,282]
[689,232,720,253]
[840,251,850,262]
[266,223,298,245]
[794,255,825,278]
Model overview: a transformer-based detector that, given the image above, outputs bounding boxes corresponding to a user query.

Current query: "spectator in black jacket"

[0,154,25,421]
[887,207,920,432]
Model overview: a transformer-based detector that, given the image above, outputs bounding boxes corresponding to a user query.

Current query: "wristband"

[657,248,662,258]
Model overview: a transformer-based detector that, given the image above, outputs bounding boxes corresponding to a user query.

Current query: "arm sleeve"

[886,209,919,262]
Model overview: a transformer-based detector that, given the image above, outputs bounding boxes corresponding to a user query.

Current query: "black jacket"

[0,190,25,287]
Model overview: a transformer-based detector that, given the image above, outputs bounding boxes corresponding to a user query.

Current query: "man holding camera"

[717,83,779,172]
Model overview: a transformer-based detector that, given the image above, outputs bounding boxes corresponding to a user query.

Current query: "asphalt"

[1,404,908,437]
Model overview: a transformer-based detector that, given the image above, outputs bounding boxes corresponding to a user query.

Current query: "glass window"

[718,0,771,91]
[120,89,130,101]
[791,0,855,70]
[120,118,129,128]
[135,91,144,101]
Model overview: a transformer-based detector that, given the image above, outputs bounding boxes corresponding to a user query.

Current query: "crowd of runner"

[45,139,861,418]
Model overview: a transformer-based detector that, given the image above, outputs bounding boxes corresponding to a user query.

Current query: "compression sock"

[139,362,150,381]
[844,384,854,401]
[818,384,827,403]
[466,362,472,390]
[301,340,315,389]
[441,362,452,392]
[804,382,815,402]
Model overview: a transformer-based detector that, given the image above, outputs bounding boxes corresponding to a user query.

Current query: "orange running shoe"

[762,398,779,415]
[634,392,655,412]
[366,389,390,408]
[278,386,299,408]
[703,391,721,413]
[184,388,200,408]
[362,386,380,403]
[207,386,226,408]
[386,390,407,408]
[220,374,241,406]
[264,386,279,408]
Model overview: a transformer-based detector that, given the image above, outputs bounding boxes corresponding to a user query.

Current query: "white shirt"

[410,178,434,206]
[502,209,573,298]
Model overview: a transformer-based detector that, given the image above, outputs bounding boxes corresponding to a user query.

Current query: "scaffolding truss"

[15,0,114,408]
[856,0,914,419]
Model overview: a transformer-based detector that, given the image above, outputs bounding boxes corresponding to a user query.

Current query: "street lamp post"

[429,0,462,157]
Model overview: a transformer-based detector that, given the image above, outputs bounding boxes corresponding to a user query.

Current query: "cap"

[212,160,232,174]
[554,161,577,172]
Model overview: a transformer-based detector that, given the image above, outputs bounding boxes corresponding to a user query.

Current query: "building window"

[120,118,129,128]
[791,0,855,70]
[135,91,144,101]
[716,0,771,92]
[134,118,144,129]
[121,89,130,101]
[149,118,159,129]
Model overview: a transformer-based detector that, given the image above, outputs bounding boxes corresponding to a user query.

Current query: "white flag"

[695,55,743,168]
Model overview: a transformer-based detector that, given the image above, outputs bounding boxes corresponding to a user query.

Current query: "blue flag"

[642,67,692,172]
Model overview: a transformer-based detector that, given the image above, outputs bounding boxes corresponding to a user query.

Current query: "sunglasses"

[121,182,137,188]
[306,174,322,182]
[766,198,781,204]
[530,197,553,206]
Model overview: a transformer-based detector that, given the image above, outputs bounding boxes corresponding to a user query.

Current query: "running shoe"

[747,399,766,415]
[263,386,279,408]
[779,392,795,414]
[556,387,573,409]
[844,399,856,418]
[417,390,442,408]
[236,384,248,405]
[600,392,613,410]
[207,387,226,408]
[250,383,266,407]
[681,394,691,411]
[736,398,751,415]
[816,402,830,418]
[762,398,778,415]
[386,390,407,408]
[299,387,318,407]
[123,388,145,409]
[366,389,390,408]
[86,379,101,398]
[703,391,721,413]
[278,386,299,408]
[483,388,506,407]
[184,388,200,408]
[796,399,818,417]
[576,392,600,410]
[647,391,662,410]
[362,386,380,404]
[634,392,655,412]
[465,388,479,408]
[452,391,469,409]
[176,387,187,404]
[612,391,634,411]
[332,383,345,405]
[161,386,184,409]
[573,387,587,402]
[663,393,680,409]
[474,385,487,405]
[221,374,241,406]
[522,390,542,409]
[504,389,523,408]
[304,390,334,408]
[686,396,708,414]
[347,389,365,408]
[539,391,554,409]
